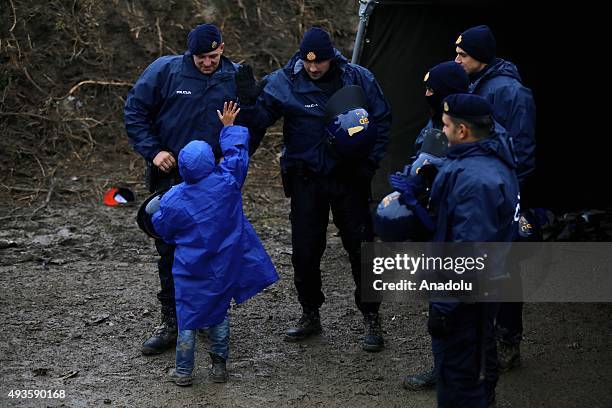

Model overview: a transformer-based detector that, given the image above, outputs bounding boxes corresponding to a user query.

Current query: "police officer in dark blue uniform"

[392,94,519,407]
[403,60,515,391]
[455,25,536,370]
[124,24,262,355]
[455,25,535,187]
[413,61,470,155]
[391,61,470,391]
[237,27,392,351]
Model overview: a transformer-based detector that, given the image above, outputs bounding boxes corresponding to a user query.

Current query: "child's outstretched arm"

[217,101,250,188]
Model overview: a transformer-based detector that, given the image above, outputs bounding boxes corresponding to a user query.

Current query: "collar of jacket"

[470,58,522,90]
[181,53,237,83]
[446,133,515,168]
[287,49,349,94]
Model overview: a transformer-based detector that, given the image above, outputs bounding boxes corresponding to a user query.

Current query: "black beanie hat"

[424,61,470,97]
[443,93,494,121]
[455,25,496,64]
[188,24,222,55]
[299,27,335,62]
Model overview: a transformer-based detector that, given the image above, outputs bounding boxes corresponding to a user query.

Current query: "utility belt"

[280,160,319,198]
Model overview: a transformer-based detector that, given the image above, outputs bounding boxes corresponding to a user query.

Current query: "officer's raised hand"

[235,65,266,106]
[153,151,176,173]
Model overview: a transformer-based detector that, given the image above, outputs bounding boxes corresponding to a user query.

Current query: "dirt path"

[1,153,611,408]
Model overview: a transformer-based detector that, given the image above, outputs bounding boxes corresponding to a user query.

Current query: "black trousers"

[433,303,499,408]
[145,163,181,318]
[288,170,380,315]
[495,257,524,345]
[496,302,523,344]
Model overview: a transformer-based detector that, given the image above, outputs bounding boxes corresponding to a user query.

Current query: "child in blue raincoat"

[151,101,279,386]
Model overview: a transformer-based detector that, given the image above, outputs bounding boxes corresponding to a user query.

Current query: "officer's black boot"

[141,313,177,355]
[209,352,228,383]
[498,340,521,372]
[402,368,437,390]
[488,393,497,408]
[284,308,322,342]
[362,313,384,352]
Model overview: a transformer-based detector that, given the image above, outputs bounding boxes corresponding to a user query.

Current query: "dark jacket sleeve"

[493,82,536,184]
[124,58,168,161]
[219,125,251,188]
[236,72,285,149]
[356,66,392,167]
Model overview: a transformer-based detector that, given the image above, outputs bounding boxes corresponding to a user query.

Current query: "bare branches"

[8,0,17,32]
[30,179,56,216]
[22,66,48,95]
[155,17,163,57]
[1,0,357,209]
[67,80,133,96]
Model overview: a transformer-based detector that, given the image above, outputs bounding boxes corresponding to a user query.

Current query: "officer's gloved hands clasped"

[389,172,423,207]
[236,65,266,106]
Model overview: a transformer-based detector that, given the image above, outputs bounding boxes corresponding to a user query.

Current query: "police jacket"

[428,133,520,315]
[470,58,536,184]
[125,54,262,161]
[151,126,279,329]
[430,133,519,243]
[242,50,392,174]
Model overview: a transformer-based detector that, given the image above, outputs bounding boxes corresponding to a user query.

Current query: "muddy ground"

[1,134,611,408]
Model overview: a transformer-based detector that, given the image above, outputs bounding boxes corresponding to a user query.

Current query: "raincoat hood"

[178,140,215,184]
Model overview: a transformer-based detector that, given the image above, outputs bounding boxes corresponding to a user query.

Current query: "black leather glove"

[427,307,451,338]
[236,65,266,106]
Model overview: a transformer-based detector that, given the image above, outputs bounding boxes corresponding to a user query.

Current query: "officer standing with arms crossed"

[236,27,392,351]
[124,24,262,355]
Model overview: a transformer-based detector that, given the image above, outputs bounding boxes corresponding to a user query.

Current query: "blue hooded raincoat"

[151,126,279,329]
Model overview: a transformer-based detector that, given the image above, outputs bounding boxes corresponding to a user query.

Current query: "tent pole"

[351,0,377,64]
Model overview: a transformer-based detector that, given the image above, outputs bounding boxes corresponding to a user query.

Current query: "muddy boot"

[284,308,322,342]
[402,368,437,391]
[498,341,521,372]
[142,314,177,355]
[488,393,497,408]
[209,353,228,383]
[362,313,384,352]
[167,368,193,387]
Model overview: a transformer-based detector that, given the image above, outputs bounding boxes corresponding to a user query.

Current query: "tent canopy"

[358,2,594,210]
